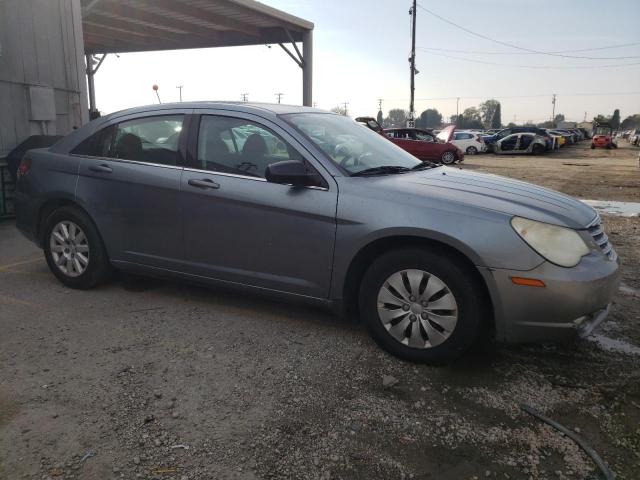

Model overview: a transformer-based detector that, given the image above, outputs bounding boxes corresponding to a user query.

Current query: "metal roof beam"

[135,0,261,37]
[84,17,188,44]
[88,1,221,42]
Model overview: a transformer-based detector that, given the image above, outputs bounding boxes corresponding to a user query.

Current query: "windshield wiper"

[351,165,411,177]
[411,161,439,171]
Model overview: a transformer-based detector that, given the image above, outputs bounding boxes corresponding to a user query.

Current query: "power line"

[416,3,640,61]
[379,91,640,102]
[420,50,640,69]
[417,46,640,59]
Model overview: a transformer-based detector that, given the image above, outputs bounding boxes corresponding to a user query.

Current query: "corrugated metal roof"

[81,0,313,54]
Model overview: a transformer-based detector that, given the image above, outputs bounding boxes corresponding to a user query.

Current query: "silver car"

[14,103,620,363]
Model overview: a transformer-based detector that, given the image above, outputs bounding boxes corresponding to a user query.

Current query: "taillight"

[17,156,32,180]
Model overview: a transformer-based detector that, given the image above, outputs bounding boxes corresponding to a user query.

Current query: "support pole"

[85,54,98,119]
[302,30,313,107]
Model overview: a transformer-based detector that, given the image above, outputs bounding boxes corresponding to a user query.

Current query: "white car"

[451,131,487,155]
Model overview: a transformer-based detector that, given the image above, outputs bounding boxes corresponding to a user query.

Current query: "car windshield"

[283,113,425,175]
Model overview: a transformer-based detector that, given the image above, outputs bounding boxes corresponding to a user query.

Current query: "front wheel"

[359,248,484,363]
[532,144,545,156]
[441,151,456,164]
[43,206,112,289]
[466,146,478,155]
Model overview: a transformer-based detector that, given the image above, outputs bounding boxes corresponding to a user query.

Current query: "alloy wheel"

[442,152,455,164]
[377,269,458,349]
[49,221,90,277]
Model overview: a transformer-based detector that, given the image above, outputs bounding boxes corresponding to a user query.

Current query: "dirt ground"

[1,141,639,480]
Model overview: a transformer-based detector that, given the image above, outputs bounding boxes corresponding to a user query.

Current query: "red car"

[356,118,463,164]
[591,124,617,149]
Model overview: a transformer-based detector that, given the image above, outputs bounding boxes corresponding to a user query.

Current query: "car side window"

[196,115,304,179]
[497,130,510,139]
[108,115,184,165]
[71,125,116,157]
[415,131,434,142]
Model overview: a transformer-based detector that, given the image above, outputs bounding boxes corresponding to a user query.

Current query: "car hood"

[371,167,597,229]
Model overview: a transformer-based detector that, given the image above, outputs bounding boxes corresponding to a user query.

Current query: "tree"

[376,109,384,126]
[386,109,408,127]
[537,120,553,128]
[491,103,502,129]
[458,107,483,129]
[415,108,442,129]
[611,109,621,129]
[593,114,611,125]
[553,113,565,126]
[621,114,640,129]
[330,105,348,116]
[506,122,517,128]
[479,99,500,128]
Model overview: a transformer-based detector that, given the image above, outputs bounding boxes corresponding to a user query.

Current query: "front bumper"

[478,252,620,343]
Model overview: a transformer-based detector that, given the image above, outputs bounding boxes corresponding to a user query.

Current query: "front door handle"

[89,163,113,173]
[188,178,220,190]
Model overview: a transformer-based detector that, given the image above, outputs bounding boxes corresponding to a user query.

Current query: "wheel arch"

[340,235,495,335]
[36,198,101,248]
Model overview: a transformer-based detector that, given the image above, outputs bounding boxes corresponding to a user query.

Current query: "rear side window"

[195,115,303,178]
[71,115,184,165]
[111,115,184,165]
[71,126,116,157]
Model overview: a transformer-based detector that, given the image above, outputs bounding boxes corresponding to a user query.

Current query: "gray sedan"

[14,103,620,363]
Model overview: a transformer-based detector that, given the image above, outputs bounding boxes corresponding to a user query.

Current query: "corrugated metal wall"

[0,0,88,158]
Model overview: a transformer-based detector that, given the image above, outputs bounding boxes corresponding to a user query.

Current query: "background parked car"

[450,131,487,155]
[385,127,463,164]
[355,117,463,165]
[484,127,553,152]
[492,132,547,155]
[628,128,640,146]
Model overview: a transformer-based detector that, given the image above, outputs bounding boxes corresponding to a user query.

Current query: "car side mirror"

[265,160,318,187]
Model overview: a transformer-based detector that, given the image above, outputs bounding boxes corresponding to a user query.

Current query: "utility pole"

[176,85,183,102]
[313,102,317,108]
[408,0,417,127]
[455,97,460,124]
[551,93,557,127]
[241,93,249,102]
[275,93,284,104]
[342,102,349,116]
[583,111,587,122]
[378,98,383,113]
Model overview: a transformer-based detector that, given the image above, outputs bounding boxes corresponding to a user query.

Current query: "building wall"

[0,0,88,158]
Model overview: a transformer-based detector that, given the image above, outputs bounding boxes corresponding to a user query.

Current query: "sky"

[94,0,640,125]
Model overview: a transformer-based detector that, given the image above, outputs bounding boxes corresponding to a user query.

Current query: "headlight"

[511,217,590,267]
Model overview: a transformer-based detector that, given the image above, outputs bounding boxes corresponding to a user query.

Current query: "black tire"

[43,206,112,289]
[441,151,456,164]
[532,144,545,156]
[358,248,485,364]
[466,146,478,155]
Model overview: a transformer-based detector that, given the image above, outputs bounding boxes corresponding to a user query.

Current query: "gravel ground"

[1,141,639,480]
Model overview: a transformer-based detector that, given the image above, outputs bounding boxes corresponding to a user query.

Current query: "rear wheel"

[466,146,478,155]
[359,248,484,363]
[43,206,112,289]
[441,151,456,164]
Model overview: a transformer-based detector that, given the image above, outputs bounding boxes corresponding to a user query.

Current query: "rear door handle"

[188,178,220,190]
[89,163,113,173]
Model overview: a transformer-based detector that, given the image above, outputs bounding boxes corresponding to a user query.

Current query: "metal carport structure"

[80,0,314,118]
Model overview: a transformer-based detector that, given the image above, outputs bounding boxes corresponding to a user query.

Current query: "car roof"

[101,101,324,122]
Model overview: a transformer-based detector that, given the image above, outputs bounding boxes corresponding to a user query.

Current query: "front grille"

[587,216,617,261]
